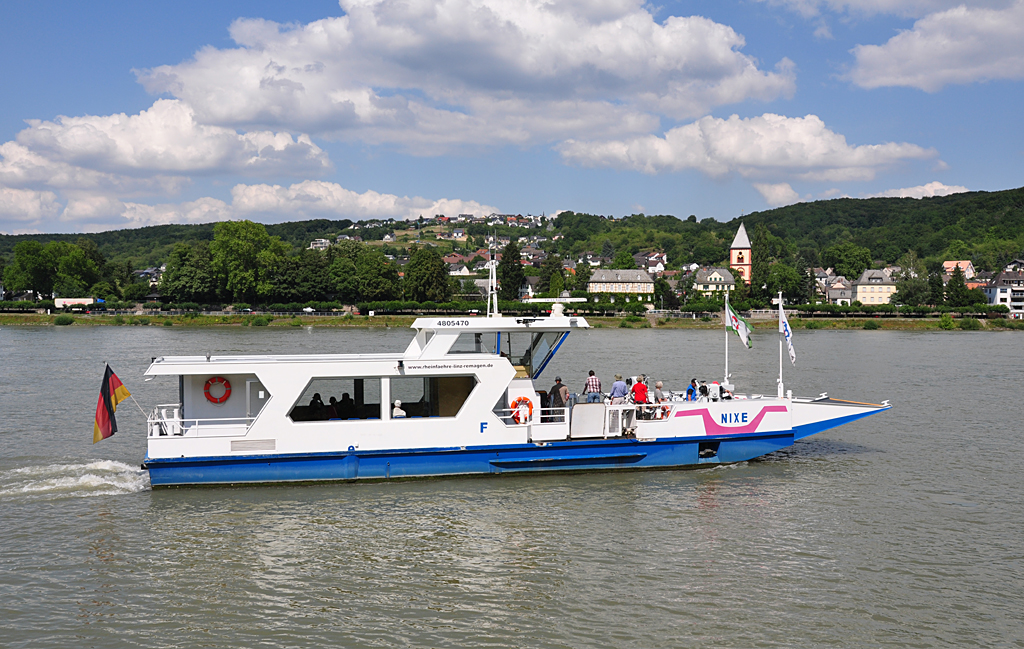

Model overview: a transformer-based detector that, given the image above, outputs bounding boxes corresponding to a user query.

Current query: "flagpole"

[778,290,784,398]
[724,290,729,386]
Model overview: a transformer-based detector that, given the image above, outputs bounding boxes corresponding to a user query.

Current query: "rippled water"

[1,324,1021,647]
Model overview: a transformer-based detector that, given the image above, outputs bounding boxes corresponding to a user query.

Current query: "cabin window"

[389,375,477,418]
[288,377,382,422]
[448,332,499,354]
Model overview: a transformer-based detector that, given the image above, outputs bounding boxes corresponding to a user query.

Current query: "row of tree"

[2,239,149,301]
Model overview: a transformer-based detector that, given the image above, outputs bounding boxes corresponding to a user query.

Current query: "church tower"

[729,223,751,284]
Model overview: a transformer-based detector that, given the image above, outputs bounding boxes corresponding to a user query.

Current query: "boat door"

[246,379,271,421]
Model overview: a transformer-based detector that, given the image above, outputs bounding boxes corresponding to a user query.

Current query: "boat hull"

[143,430,796,487]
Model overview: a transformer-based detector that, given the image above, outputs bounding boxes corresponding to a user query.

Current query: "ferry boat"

[141,304,891,487]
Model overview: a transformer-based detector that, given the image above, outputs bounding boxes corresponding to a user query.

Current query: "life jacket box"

[570,403,606,439]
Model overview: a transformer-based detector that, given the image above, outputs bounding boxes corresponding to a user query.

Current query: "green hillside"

[2,187,1023,274]
[0,219,354,267]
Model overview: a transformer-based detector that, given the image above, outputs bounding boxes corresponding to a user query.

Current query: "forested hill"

[0,218,353,267]
[2,186,1023,272]
[731,187,1024,270]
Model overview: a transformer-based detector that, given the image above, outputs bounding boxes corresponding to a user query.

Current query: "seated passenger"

[392,400,406,418]
[310,393,325,409]
[327,396,339,419]
[338,393,356,419]
[698,382,709,401]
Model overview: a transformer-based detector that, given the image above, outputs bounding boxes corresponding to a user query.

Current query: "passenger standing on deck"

[585,370,602,403]
[653,381,666,403]
[549,377,570,422]
[686,379,698,401]
[630,376,649,404]
[610,374,628,404]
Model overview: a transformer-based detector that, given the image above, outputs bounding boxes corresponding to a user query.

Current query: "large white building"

[851,269,896,304]
[587,269,655,294]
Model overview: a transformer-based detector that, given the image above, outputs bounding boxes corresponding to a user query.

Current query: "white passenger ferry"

[141,304,891,487]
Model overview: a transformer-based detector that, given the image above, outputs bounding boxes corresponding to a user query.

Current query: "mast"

[777,290,784,398]
[487,237,500,318]
[724,290,729,386]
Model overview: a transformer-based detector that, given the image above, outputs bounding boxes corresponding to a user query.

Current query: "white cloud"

[16,99,329,175]
[850,1,1024,90]
[754,182,805,206]
[757,0,1011,19]
[0,179,499,232]
[230,180,500,222]
[0,187,61,222]
[865,181,969,197]
[135,0,795,149]
[559,113,935,181]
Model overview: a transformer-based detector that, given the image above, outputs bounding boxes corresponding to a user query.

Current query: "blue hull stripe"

[144,431,795,487]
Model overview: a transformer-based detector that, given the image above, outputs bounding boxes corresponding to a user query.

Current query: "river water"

[1,324,1021,648]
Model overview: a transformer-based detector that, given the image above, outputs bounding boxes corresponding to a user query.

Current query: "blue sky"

[1,0,1021,234]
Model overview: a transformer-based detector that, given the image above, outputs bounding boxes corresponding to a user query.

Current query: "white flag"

[779,305,796,364]
[726,301,753,348]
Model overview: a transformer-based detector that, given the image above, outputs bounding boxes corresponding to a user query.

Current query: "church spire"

[730,222,751,249]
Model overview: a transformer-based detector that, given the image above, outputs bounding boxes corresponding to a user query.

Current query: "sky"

[1,0,1022,234]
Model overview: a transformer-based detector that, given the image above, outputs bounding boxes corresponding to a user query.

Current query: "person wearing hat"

[392,399,406,418]
[609,374,628,405]
[548,376,570,422]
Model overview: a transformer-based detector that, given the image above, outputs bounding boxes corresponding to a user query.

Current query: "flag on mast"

[779,303,796,364]
[94,364,131,443]
[725,300,753,348]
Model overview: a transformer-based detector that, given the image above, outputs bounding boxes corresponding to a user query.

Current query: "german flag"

[94,364,131,443]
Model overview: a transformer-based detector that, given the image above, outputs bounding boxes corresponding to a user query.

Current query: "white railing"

[148,404,251,438]
[493,406,570,426]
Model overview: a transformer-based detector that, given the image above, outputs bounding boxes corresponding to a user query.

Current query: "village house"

[983,270,1024,318]
[587,269,655,294]
[693,268,736,296]
[851,269,896,304]
[942,260,976,281]
[309,238,331,251]
[448,264,473,276]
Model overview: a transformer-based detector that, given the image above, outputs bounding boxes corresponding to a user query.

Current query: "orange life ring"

[204,376,231,404]
[511,396,533,424]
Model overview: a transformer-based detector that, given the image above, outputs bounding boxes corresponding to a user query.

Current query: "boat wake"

[0,459,150,501]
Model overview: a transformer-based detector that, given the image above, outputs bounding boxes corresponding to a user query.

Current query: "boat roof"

[146,313,588,376]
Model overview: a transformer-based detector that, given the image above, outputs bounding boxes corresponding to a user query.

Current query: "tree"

[404,247,451,302]
[820,242,872,280]
[4,241,52,298]
[600,239,615,260]
[945,265,970,307]
[610,249,636,269]
[537,254,564,294]
[928,272,945,306]
[895,250,926,280]
[893,277,930,306]
[654,277,680,309]
[766,263,804,302]
[159,242,218,303]
[210,220,288,303]
[497,240,525,301]
[328,256,361,303]
[356,248,400,301]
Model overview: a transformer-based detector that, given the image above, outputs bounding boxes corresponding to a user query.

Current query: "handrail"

[148,405,252,437]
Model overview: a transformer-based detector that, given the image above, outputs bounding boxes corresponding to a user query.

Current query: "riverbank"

[2,312,1022,331]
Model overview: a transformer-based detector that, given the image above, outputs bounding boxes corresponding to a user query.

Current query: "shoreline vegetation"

[2,312,1021,331]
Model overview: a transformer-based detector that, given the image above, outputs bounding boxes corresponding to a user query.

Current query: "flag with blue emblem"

[779,304,796,364]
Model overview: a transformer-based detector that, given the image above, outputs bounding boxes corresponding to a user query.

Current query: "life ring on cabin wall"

[204,376,232,404]
[511,396,533,424]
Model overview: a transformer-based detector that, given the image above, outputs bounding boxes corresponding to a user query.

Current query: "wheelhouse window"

[390,376,477,418]
[446,331,564,378]
[289,377,381,422]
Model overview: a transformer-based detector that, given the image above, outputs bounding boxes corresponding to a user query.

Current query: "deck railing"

[148,404,251,438]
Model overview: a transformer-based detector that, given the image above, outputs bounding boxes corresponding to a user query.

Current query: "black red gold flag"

[93,364,131,443]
